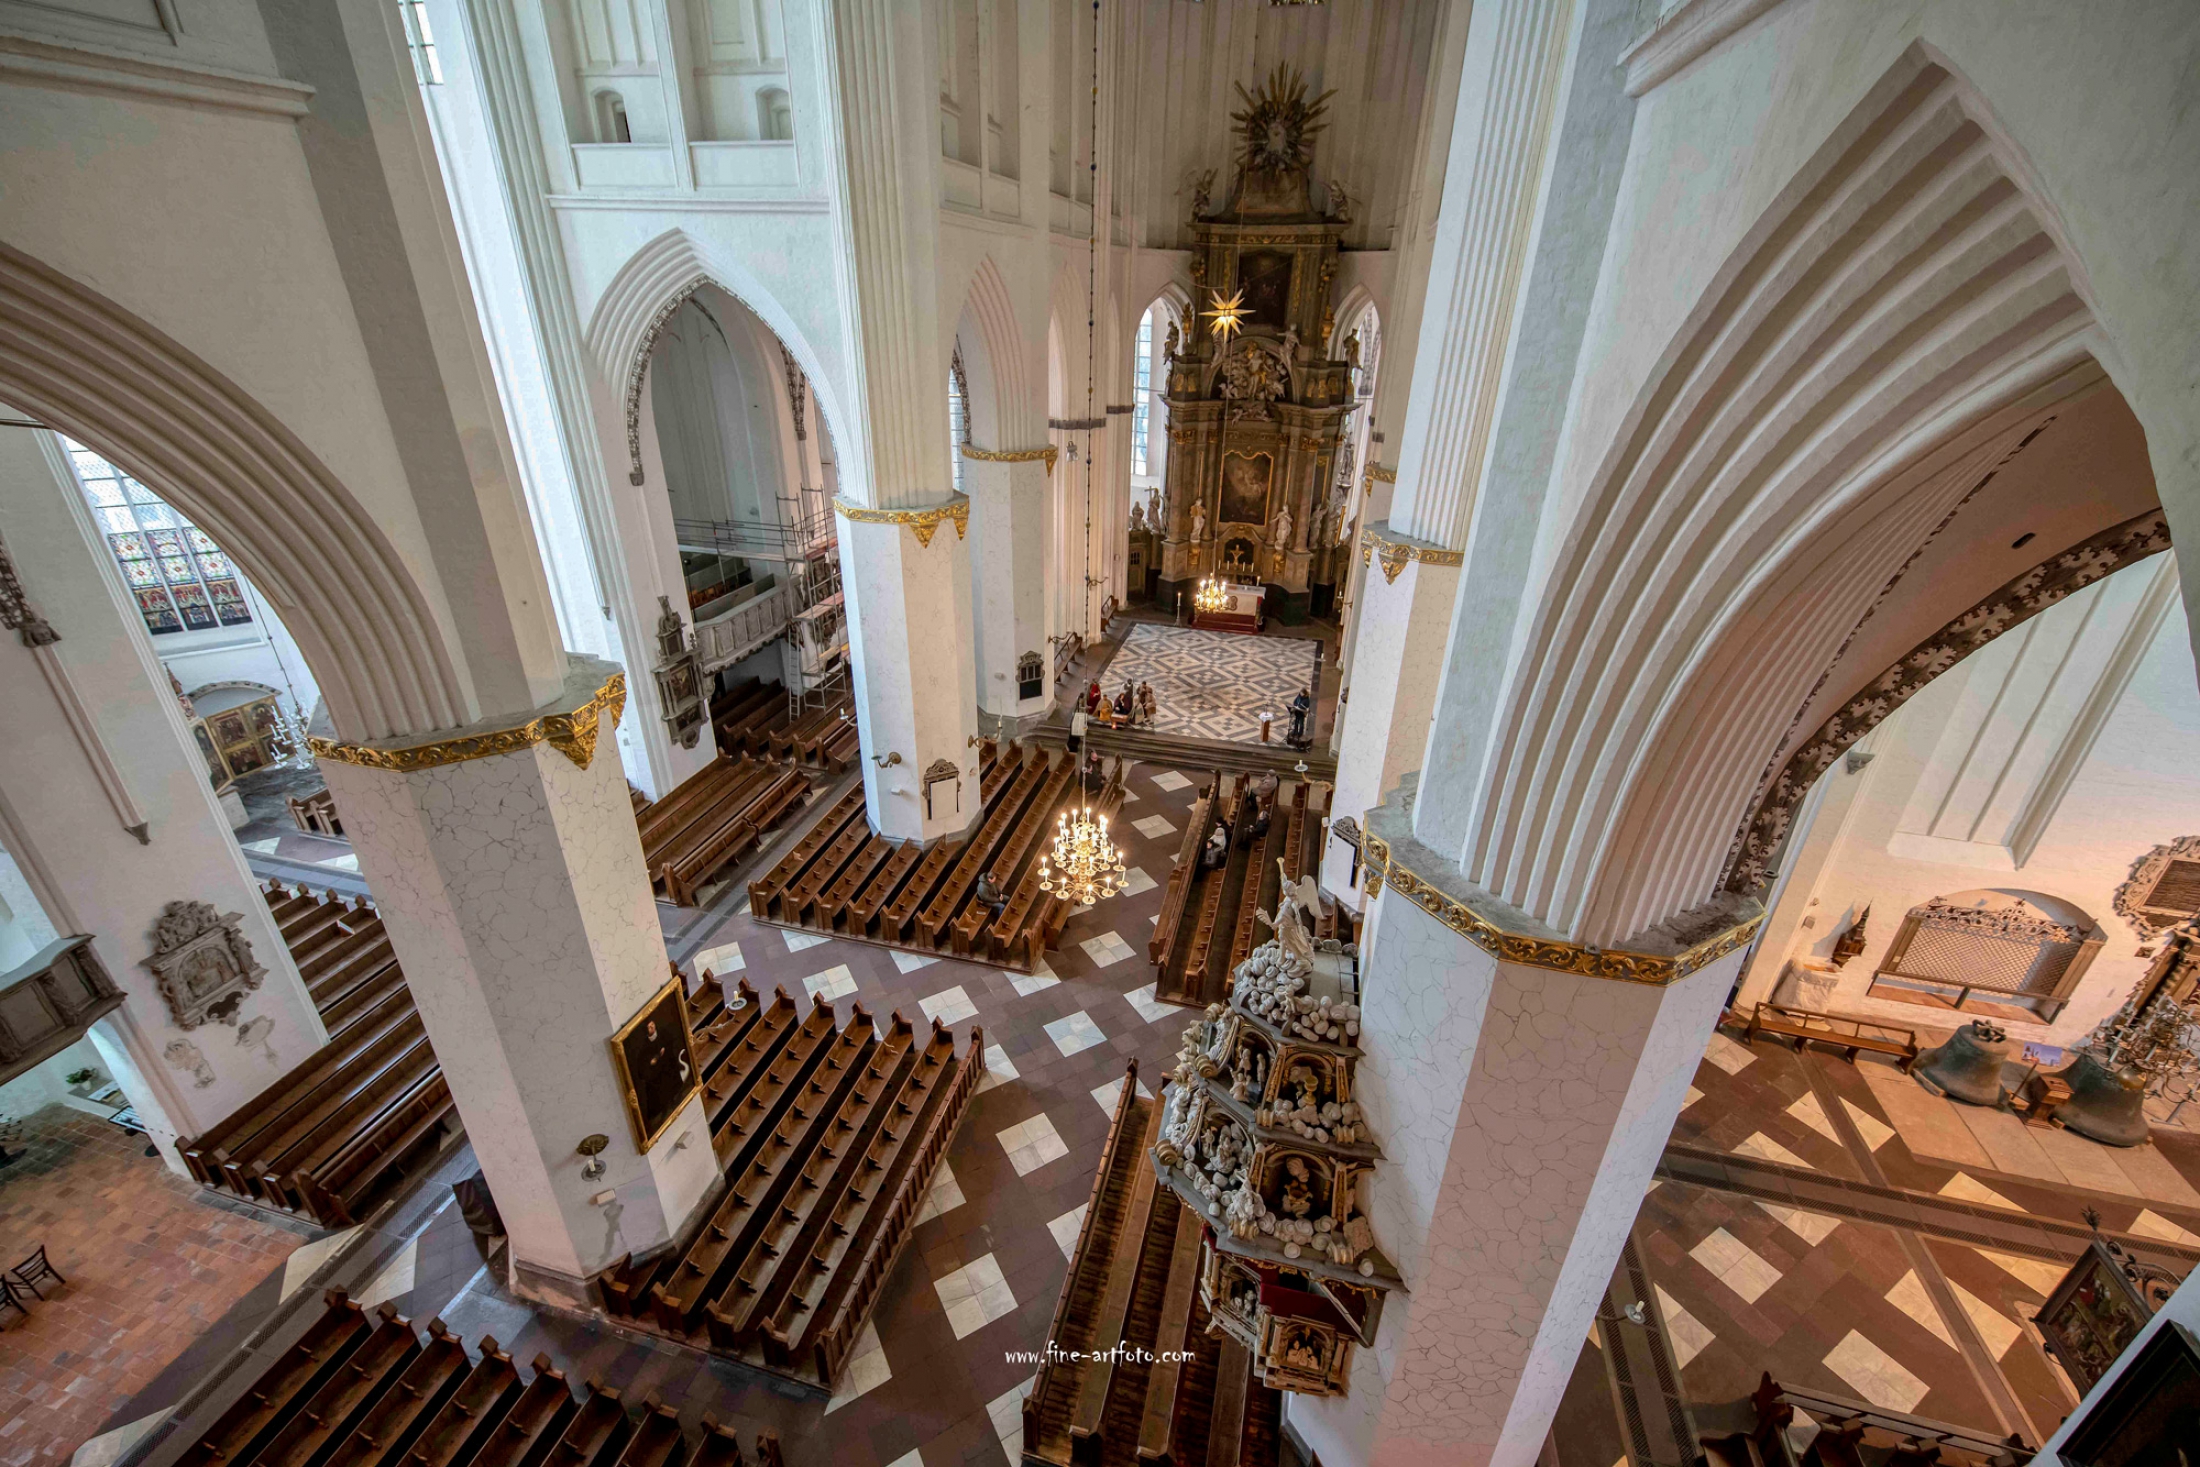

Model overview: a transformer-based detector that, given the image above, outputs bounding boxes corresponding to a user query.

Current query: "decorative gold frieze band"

[1360,830,1762,986]
[1359,525,1465,584]
[833,494,971,548]
[960,445,1059,477]
[309,673,626,774]
[1364,463,1396,486]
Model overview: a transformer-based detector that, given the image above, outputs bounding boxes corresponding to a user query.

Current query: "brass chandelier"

[1038,801,1126,906]
[1194,574,1230,615]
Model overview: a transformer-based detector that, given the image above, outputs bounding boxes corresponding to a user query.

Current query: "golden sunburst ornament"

[1205,288,1249,343]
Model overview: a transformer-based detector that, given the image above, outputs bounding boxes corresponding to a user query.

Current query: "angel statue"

[1343,330,1362,372]
[1257,858,1322,971]
[1328,178,1352,225]
[1189,168,1217,221]
[1163,320,1180,369]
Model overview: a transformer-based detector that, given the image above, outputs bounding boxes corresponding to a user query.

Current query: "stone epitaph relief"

[144,900,268,1030]
[652,595,705,749]
[609,975,701,1151]
[2113,835,2200,937]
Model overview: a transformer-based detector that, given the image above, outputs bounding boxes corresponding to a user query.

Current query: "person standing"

[1287,686,1313,746]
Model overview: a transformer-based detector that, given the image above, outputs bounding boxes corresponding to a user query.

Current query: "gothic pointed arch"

[0,240,467,741]
[581,228,848,490]
[1455,49,2158,946]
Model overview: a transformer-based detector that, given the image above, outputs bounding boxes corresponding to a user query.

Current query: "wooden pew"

[954,755,1073,957]
[1147,782,1216,968]
[251,1302,420,1467]
[747,785,865,919]
[178,1291,377,1467]
[287,788,343,838]
[916,751,1052,949]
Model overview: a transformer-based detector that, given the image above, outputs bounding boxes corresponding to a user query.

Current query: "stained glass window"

[63,439,254,636]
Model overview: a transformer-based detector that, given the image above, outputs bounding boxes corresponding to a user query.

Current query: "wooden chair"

[7,1245,63,1298]
[0,1275,30,1321]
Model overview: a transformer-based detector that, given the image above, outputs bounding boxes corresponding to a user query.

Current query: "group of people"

[1199,769,1282,871]
[1068,678,1158,754]
[1084,678,1157,729]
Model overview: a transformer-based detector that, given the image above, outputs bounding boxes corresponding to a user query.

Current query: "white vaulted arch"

[1455,51,2161,946]
[0,241,468,741]
[582,228,849,497]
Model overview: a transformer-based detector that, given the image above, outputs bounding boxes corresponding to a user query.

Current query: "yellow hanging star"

[1205,287,1248,343]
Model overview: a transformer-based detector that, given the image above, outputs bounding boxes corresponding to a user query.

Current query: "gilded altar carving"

[309,671,627,774]
[144,900,268,1030]
[832,494,971,548]
[1158,64,1355,619]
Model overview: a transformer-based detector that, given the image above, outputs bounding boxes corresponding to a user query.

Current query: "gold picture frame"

[607,975,701,1152]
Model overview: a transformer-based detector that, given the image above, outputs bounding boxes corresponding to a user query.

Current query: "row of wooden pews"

[633,754,811,907]
[179,1290,790,1467]
[709,680,858,774]
[1022,1064,1283,1467]
[1150,777,1331,1010]
[745,742,1125,974]
[176,883,456,1227]
[595,972,981,1391]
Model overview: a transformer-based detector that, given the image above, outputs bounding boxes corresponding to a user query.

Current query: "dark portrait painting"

[609,977,700,1150]
[2063,1321,2200,1467]
[1237,251,1293,331]
[1221,451,1273,526]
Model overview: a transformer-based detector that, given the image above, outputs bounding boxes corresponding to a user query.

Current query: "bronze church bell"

[2050,1052,2150,1148]
[1913,1021,2013,1107]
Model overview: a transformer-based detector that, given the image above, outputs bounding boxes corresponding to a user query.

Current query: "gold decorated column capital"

[309,665,626,773]
[960,445,1059,477]
[1360,829,1763,986]
[1359,523,1466,584]
[833,493,971,548]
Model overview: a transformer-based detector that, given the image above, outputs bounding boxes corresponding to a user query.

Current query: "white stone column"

[1292,785,1757,1467]
[1321,530,1463,906]
[1320,0,1580,905]
[819,0,980,835]
[0,426,327,1172]
[840,511,984,840]
[315,657,717,1303]
[967,453,1054,724]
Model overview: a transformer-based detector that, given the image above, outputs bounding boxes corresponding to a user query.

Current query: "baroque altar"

[1156,66,1356,626]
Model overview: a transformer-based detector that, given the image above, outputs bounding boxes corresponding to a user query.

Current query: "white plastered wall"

[1746,555,2200,1049]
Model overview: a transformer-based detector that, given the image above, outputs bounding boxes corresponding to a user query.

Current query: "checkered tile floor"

[1095,623,1321,744]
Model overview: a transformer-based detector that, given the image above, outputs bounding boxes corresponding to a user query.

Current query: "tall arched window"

[1131,304,1157,476]
[947,347,971,496]
[594,90,631,143]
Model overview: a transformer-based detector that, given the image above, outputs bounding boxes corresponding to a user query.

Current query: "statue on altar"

[1190,500,1207,544]
[1270,505,1293,552]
